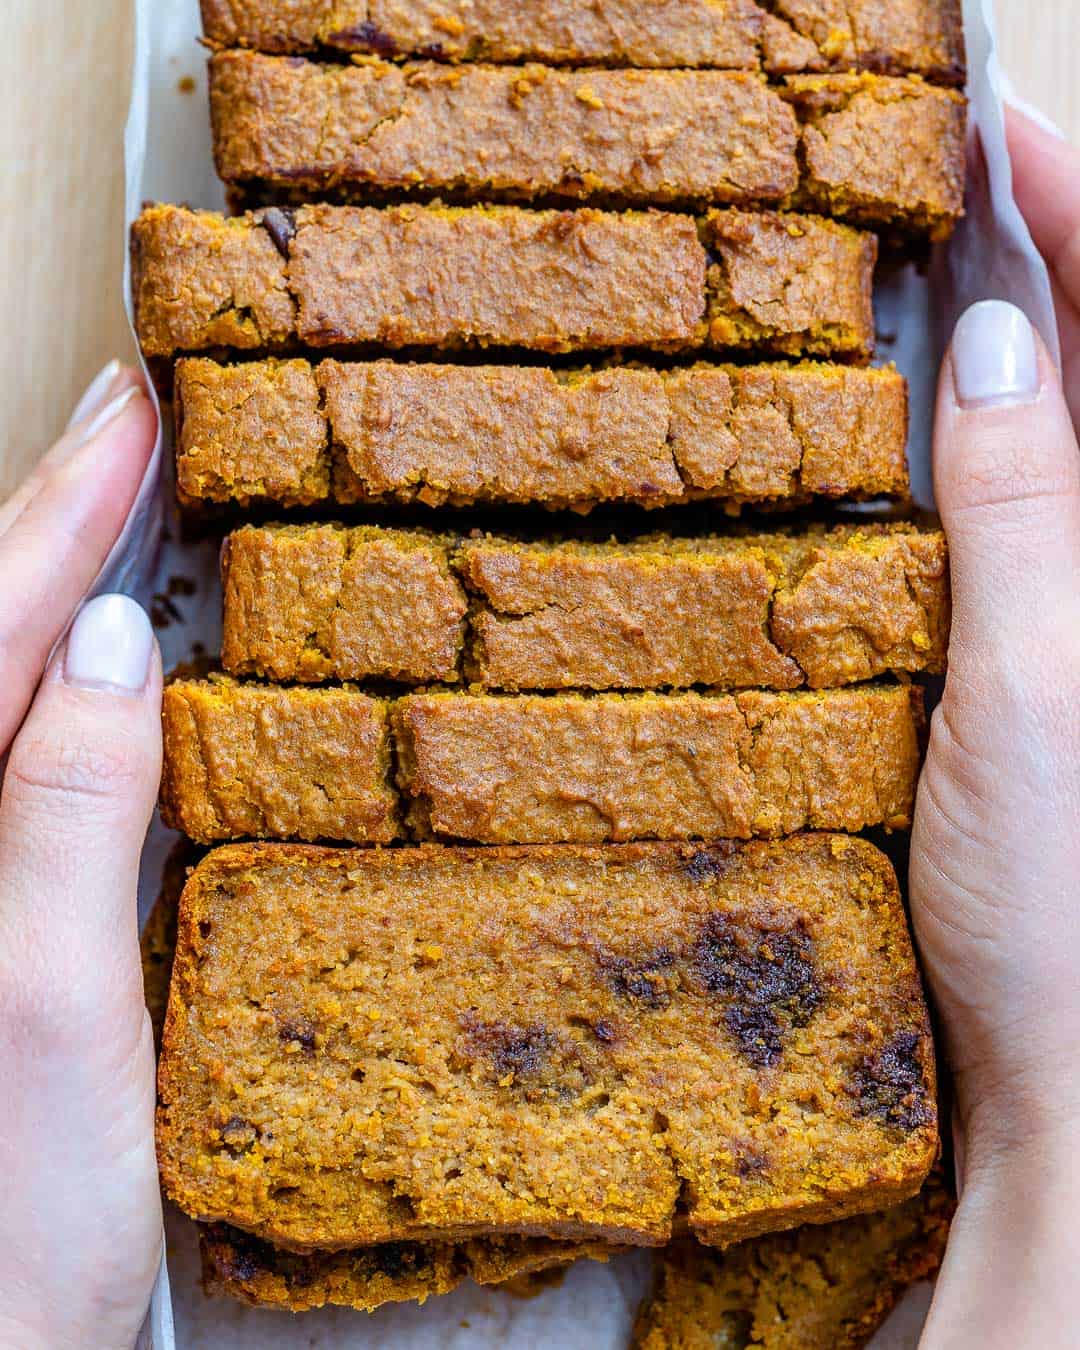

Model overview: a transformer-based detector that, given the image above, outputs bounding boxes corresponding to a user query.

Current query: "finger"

[1005,105,1080,421]
[0,596,164,1344]
[0,361,144,538]
[935,300,1080,679]
[0,595,161,1041]
[1006,104,1080,269]
[0,384,157,754]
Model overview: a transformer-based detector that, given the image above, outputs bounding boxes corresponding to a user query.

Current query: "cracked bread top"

[458,525,948,692]
[220,523,467,683]
[393,686,924,843]
[200,0,964,83]
[218,523,946,693]
[174,358,909,511]
[132,204,875,359]
[210,53,800,206]
[157,836,937,1252]
[209,56,964,239]
[161,677,401,844]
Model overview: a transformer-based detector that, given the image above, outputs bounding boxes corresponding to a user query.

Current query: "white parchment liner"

[115,2,1056,1343]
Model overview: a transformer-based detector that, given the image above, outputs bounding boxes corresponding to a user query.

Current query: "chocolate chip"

[692,913,822,1068]
[849,1031,933,1133]
[261,206,297,259]
[219,1116,257,1156]
[599,948,677,1010]
[277,1016,317,1055]
[461,1016,556,1079]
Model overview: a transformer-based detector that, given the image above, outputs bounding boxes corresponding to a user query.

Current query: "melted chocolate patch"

[330,20,397,57]
[593,1018,617,1044]
[206,1225,267,1284]
[461,1016,557,1080]
[849,1031,932,1133]
[600,948,677,1010]
[693,913,822,1067]
[683,845,736,883]
[460,1016,593,1101]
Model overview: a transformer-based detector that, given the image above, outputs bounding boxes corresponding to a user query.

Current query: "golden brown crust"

[160,676,401,844]
[199,1225,613,1311]
[214,524,945,695]
[210,53,799,206]
[157,836,937,1252]
[210,56,964,237]
[632,1174,954,1348]
[220,524,468,683]
[131,205,296,360]
[132,204,875,360]
[199,0,765,66]
[140,841,200,1051]
[393,687,923,843]
[175,358,909,511]
[200,0,964,82]
[762,0,965,84]
[289,201,706,352]
[174,358,329,507]
[704,210,876,358]
[460,526,947,691]
[784,74,966,240]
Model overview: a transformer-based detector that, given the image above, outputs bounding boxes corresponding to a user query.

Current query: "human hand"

[0,363,163,1350]
[913,108,1080,1347]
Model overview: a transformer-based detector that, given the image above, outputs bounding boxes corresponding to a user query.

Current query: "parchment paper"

[117,2,1056,1344]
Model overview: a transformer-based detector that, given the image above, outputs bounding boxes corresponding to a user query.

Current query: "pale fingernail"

[64,595,154,695]
[952,300,1040,409]
[66,359,123,431]
[69,387,141,451]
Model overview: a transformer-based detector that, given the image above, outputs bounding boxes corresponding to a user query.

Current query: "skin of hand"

[0,363,163,1350]
[915,108,1080,1347]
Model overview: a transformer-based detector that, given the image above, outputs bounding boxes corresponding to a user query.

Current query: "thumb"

[935,299,1080,680]
[0,594,162,1024]
[0,593,164,1348]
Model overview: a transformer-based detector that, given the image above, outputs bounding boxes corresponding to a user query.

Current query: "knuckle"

[941,410,1080,518]
[4,730,146,811]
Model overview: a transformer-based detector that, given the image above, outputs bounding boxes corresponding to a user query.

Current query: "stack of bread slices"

[134,1,965,1342]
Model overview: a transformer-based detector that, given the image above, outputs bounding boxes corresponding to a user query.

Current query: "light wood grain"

[0,1,1076,495]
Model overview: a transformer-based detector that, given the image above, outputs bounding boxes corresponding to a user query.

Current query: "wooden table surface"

[0,1,1076,495]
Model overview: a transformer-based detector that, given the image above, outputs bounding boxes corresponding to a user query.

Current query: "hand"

[0,363,162,1350]
[913,109,1080,1347]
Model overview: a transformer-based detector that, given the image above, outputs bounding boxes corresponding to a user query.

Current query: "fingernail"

[64,595,154,695]
[952,300,1040,409]
[66,359,123,431]
[70,388,141,451]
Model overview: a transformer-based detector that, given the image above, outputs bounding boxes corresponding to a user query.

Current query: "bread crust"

[200,0,965,84]
[132,204,875,360]
[175,358,910,511]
